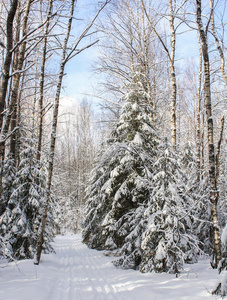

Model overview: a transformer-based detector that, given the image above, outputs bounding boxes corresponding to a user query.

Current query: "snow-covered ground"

[0,234,222,300]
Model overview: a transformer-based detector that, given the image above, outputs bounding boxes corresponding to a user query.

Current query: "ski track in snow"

[0,234,221,300]
[46,236,117,300]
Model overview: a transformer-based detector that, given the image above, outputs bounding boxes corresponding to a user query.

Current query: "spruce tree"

[140,138,199,274]
[0,155,17,259]
[0,155,16,217]
[0,138,54,259]
[82,67,158,254]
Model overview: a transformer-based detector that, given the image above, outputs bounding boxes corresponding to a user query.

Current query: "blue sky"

[62,46,98,100]
[61,1,102,102]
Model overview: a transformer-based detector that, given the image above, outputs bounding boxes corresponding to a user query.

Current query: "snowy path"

[0,234,221,300]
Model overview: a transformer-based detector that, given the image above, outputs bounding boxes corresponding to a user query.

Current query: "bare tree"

[36,0,53,162]
[141,0,181,149]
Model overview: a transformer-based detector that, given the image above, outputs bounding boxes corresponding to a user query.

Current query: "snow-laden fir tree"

[112,204,147,269]
[0,155,17,259]
[0,155,16,217]
[139,138,200,274]
[82,66,158,256]
[0,138,54,259]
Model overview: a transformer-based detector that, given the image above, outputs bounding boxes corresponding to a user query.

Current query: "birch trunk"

[196,0,221,268]
[141,0,177,148]
[169,0,177,149]
[196,33,202,181]
[215,117,225,186]
[36,0,53,162]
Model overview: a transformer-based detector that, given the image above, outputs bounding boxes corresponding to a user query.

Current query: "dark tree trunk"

[0,0,18,130]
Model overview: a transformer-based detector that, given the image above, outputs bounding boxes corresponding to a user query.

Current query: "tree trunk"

[196,33,202,181]
[196,0,221,268]
[141,0,177,148]
[0,0,18,130]
[215,116,225,186]
[0,0,32,192]
[0,0,18,197]
[169,0,177,149]
[9,3,21,163]
[36,0,53,162]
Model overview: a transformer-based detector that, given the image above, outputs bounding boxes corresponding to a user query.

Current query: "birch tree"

[141,0,180,149]
[196,34,202,181]
[36,0,54,162]
[196,0,221,268]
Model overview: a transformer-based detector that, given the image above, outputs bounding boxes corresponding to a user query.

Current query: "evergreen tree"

[0,155,16,216]
[82,67,158,253]
[112,204,146,270]
[0,138,54,259]
[0,155,17,259]
[139,139,199,274]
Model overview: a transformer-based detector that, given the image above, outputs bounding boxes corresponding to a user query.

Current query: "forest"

[0,0,226,298]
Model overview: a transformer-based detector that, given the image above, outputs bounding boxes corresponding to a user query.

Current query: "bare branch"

[64,0,111,64]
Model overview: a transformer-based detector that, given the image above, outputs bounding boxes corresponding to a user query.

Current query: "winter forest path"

[44,235,117,300]
[0,234,220,300]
